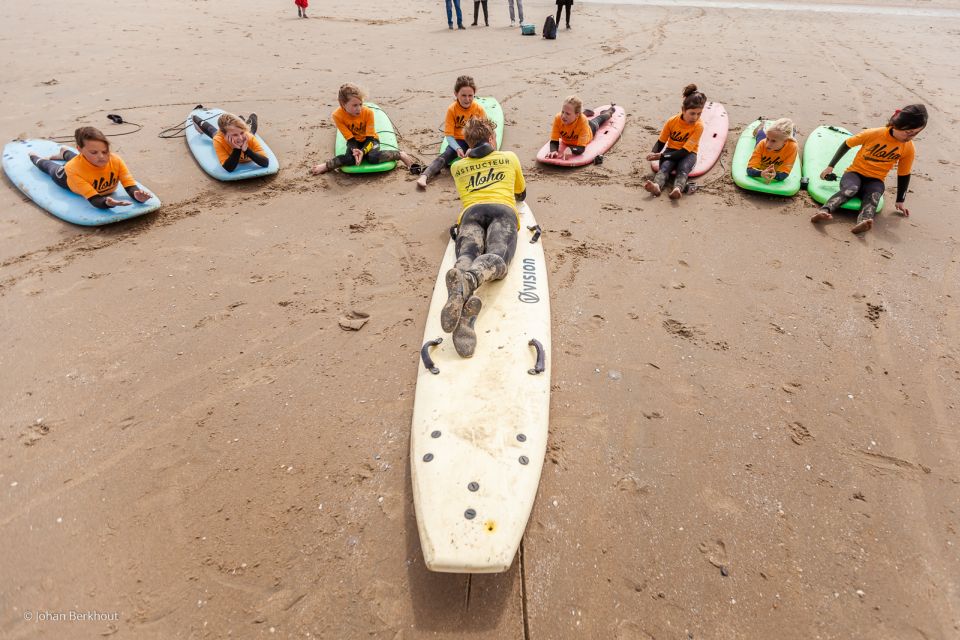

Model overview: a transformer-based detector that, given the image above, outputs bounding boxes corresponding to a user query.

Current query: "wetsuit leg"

[31,155,70,190]
[454,219,485,271]
[365,148,402,164]
[325,139,363,170]
[654,157,676,190]
[856,177,886,223]
[423,144,463,180]
[821,171,863,213]
[673,152,698,192]
[459,203,517,284]
[755,127,767,146]
[192,115,218,139]
[589,110,614,134]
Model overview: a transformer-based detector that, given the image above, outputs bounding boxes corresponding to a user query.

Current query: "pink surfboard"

[650,101,728,177]
[536,105,626,167]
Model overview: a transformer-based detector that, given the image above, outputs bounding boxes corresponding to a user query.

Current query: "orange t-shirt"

[64,153,136,199]
[845,127,915,180]
[444,100,487,140]
[658,113,704,153]
[333,106,376,142]
[213,131,265,165]
[551,113,593,147]
[748,138,798,174]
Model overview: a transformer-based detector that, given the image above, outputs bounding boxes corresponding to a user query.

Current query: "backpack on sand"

[543,15,557,39]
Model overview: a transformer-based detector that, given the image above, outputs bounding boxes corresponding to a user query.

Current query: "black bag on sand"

[543,15,557,39]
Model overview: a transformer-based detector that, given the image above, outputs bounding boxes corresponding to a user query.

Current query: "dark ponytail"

[889,104,927,130]
[682,84,706,111]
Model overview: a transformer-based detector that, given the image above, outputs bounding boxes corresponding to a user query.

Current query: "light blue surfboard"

[2,139,161,226]
[186,107,279,181]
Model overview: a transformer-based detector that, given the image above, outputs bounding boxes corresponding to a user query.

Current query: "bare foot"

[416,175,428,189]
[851,218,873,234]
[669,187,682,200]
[643,180,661,197]
[310,163,328,175]
[810,210,832,223]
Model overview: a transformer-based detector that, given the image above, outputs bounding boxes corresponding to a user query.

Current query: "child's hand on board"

[819,166,835,180]
[761,166,776,183]
[646,152,661,161]
[546,151,560,159]
[895,202,910,217]
[132,189,152,203]
[456,148,466,158]
[562,148,573,160]
[105,197,131,207]
[352,148,364,165]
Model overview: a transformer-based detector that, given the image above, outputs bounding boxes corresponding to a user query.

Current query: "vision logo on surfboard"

[518,257,539,303]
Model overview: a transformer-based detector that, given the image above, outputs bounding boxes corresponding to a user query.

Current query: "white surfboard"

[411,201,551,573]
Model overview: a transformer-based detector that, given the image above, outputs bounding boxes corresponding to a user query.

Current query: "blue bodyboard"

[186,107,279,181]
[2,139,161,226]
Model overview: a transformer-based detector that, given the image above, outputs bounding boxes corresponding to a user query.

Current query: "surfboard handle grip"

[449,224,459,241]
[527,225,542,244]
[421,338,443,374]
[528,339,545,375]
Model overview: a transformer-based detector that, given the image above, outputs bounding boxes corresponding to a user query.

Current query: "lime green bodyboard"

[731,119,802,197]
[439,97,504,163]
[335,102,399,174]
[803,125,884,211]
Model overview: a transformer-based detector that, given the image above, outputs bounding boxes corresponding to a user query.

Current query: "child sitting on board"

[29,126,152,209]
[442,117,527,358]
[811,104,926,234]
[416,75,487,189]
[747,117,798,183]
[192,112,269,173]
[644,84,706,200]
[545,96,616,160]
[311,83,416,175]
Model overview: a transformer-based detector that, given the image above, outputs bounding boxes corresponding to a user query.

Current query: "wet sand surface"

[1,0,959,638]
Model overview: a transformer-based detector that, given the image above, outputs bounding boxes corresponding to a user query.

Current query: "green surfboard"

[731,119,801,197]
[438,97,504,163]
[803,125,884,211]
[335,102,400,174]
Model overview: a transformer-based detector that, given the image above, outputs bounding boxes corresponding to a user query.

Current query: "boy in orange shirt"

[30,126,152,209]
[811,104,926,234]
[311,84,416,175]
[644,84,706,200]
[545,95,616,160]
[192,112,269,173]
[416,76,487,189]
[746,118,798,183]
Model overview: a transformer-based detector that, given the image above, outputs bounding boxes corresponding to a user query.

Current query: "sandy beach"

[2,0,959,638]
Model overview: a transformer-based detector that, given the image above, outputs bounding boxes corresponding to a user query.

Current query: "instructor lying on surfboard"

[442,117,527,358]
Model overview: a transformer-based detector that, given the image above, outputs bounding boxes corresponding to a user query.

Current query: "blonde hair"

[563,95,583,116]
[464,117,497,148]
[217,113,250,135]
[766,117,795,140]
[338,83,365,106]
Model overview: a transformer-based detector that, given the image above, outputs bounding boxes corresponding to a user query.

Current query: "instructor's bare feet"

[810,210,833,223]
[851,218,873,234]
[669,187,682,200]
[643,180,661,197]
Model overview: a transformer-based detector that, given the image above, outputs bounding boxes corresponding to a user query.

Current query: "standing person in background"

[471,0,489,26]
[446,0,465,29]
[508,0,524,27]
[556,0,573,29]
[295,0,308,19]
